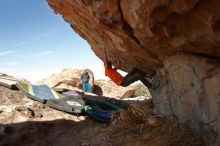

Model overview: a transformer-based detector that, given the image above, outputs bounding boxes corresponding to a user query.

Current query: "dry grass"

[108,104,205,146]
[111,104,154,130]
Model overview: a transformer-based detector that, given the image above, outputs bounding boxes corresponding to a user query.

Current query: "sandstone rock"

[15,106,26,112]
[47,1,220,145]
[0,73,27,82]
[0,107,3,113]
[123,96,151,101]
[133,83,152,98]
[153,53,220,145]
[0,72,29,89]
[122,96,153,107]
[81,142,90,146]
[33,112,43,118]
[37,68,94,90]
[48,0,220,73]
[94,79,135,98]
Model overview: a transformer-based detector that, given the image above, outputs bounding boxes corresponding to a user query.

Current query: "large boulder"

[0,73,29,89]
[153,53,220,145]
[48,0,220,72]
[94,79,135,98]
[47,0,220,145]
[0,73,28,82]
[37,68,94,90]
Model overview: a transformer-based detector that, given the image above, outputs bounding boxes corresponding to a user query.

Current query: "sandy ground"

[0,86,205,146]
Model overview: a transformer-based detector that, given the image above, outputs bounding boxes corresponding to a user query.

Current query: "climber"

[81,70,93,93]
[104,62,160,89]
[103,48,159,89]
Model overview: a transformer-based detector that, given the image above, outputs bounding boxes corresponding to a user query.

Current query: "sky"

[0,0,107,82]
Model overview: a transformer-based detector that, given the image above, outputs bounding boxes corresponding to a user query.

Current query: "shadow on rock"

[0,118,108,146]
[93,84,103,95]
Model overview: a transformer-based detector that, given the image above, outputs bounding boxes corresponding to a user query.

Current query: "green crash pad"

[15,82,86,114]
[83,95,126,122]
[84,106,112,122]
[47,95,86,114]
[16,82,63,103]
[15,82,128,119]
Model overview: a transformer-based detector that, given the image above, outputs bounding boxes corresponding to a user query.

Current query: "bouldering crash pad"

[15,82,85,114]
[47,94,85,114]
[0,76,25,90]
[15,82,128,121]
[84,106,112,122]
[16,82,63,103]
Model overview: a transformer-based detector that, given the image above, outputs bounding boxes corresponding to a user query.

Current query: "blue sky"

[0,0,105,82]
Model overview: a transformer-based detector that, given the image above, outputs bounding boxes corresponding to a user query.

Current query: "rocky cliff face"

[47,0,220,145]
[48,0,220,72]
[153,53,220,144]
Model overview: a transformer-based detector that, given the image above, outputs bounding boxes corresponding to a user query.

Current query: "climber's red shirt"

[104,64,124,86]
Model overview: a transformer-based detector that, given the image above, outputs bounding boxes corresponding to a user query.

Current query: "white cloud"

[0,50,18,57]
[10,70,59,83]
[6,61,19,67]
[0,67,16,74]
[36,51,53,56]
[0,50,22,57]
[0,67,52,82]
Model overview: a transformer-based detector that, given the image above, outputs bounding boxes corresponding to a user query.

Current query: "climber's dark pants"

[120,67,155,88]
